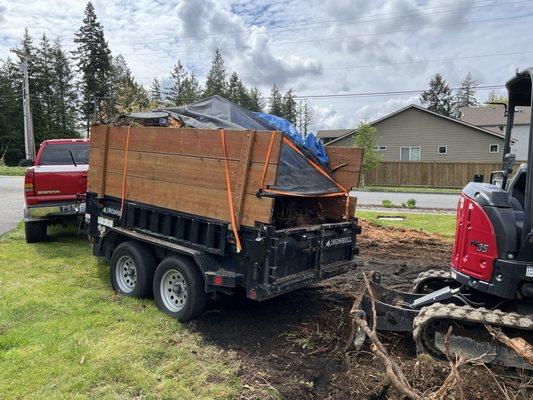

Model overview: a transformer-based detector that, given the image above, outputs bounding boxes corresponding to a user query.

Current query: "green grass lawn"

[356,210,456,240]
[0,165,27,176]
[358,185,461,194]
[0,226,239,399]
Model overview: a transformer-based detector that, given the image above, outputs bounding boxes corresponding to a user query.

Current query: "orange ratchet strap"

[260,131,276,190]
[120,126,131,213]
[220,129,243,253]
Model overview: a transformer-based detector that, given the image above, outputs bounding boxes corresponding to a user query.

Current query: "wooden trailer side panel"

[88,126,282,228]
[325,147,363,190]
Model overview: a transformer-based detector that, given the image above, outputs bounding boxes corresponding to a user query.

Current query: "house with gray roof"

[326,104,507,163]
[459,105,530,160]
[316,128,355,144]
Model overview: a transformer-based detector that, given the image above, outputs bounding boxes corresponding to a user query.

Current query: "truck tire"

[24,221,47,243]
[153,256,207,322]
[110,241,155,298]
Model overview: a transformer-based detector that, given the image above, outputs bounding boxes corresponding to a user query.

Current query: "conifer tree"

[204,49,227,97]
[180,73,202,104]
[73,1,113,132]
[282,89,298,124]
[455,72,478,115]
[150,78,163,107]
[248,87,264,112]
[268,84,283,116]
[420,73,454,117]
[167,60,186,105]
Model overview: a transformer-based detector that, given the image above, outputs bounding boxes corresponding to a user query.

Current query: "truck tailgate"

[33,165,88,203]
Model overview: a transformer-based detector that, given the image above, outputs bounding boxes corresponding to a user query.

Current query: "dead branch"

[351,272,421,400]
[485,324,533,365]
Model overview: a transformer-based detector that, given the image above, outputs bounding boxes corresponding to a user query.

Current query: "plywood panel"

[325,147,363,190]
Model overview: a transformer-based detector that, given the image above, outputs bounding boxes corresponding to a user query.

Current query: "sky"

[0,0,531,131]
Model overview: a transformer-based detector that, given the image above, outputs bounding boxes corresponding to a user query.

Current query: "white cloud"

[0,0,531,130]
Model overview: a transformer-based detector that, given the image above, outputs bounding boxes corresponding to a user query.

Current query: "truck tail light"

[24,169,35,196]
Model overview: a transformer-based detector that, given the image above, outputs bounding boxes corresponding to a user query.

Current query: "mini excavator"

[356,69,533,369]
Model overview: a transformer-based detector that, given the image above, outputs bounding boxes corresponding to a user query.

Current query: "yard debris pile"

[189,220,531,400]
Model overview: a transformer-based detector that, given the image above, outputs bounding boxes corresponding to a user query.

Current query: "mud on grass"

[192,220,530,399]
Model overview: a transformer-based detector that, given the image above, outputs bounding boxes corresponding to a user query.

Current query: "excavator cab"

[356,69,533,368]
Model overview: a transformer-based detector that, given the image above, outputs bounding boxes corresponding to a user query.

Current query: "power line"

[115,13,533,57]
[0,83,505,103]
[87,0,532,47]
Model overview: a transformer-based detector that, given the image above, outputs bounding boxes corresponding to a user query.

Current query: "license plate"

[97,216,114,228]
[526,266,533,278]
[60,204,76,212]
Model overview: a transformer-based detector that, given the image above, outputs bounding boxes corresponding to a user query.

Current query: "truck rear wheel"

[153,256,207,322]
[110,241,155,298]
[24,221,47,243]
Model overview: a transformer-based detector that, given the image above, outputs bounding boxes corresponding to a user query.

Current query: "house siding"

[330,107,505,162]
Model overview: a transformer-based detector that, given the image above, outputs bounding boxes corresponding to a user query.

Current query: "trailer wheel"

[110,241,155,298]
[153,256,207,322]
[24,221,47,243]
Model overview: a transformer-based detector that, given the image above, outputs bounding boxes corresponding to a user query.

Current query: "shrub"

[407,199,417,209]
[382,199,393,208]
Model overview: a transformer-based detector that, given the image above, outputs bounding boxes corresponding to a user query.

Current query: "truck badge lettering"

[37,190,60,195]
[470,240,488,253]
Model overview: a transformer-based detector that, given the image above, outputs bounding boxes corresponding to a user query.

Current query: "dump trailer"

[86,118,362,321]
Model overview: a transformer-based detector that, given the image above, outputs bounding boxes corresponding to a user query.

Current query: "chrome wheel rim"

[160,269,187,313]
[115,255,137,293]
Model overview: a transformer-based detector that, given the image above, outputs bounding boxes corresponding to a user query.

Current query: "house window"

[400,146,421,161]
[437,145,447,155]
[489,144,499,153]
[372,146,387,151]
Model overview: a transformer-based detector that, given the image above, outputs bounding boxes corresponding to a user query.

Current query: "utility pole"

[11,49,35,160]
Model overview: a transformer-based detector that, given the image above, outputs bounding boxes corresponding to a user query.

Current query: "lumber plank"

[101,126,282,164]
[103,172,274,228]
[98,148,276,195]
[233,130,255,229]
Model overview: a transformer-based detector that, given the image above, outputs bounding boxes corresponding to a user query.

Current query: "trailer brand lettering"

[325,236,352,248]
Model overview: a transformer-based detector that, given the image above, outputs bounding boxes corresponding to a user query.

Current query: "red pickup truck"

[24,139,89,243]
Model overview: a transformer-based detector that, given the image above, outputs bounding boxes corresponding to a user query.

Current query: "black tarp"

[126,96,345,197]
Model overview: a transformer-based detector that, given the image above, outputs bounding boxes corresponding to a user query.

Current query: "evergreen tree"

[282,89,298,124]
[180,72,202,104]
[247,87,264,112]
[204,49,227,97]
[150,77,163,107]
[296,98,315,137]
[111,55,149,114]
[227,71,252,108]
[268,84,283,116]
[455,72,478,115]
[420,73,454,117]
[485,90,508,105]
[73,1,113,132]
[167,60,186,105]
[49,38,78,138]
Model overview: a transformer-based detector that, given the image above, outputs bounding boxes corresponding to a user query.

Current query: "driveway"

[0,176,24,235]
[350,190,459,210]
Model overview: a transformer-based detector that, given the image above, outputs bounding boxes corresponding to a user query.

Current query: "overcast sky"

[0,0,531,131]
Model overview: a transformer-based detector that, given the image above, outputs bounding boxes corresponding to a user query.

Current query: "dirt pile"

[190,221,530,399]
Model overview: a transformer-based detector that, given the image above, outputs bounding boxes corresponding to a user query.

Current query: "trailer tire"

[110,241,155,298]
[153,256,207,322]
[24,221,47,243]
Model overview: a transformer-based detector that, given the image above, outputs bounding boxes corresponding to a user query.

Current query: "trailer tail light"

[451,193,498,282]
[213,276,223,286]
[249,289,257,300]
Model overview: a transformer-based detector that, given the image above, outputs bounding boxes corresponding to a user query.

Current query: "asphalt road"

[0,176,24,235]
[350,190,459,210]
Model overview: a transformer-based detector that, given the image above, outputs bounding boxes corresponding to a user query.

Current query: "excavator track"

[411,269,458,294]
[413,303,533,369]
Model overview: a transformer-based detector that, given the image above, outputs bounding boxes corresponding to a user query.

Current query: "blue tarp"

[254,112,329,165]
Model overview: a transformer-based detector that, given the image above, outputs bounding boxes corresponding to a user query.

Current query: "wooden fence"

[364,161,507,188]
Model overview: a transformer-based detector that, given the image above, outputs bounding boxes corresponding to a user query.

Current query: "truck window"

[39,143,89,165]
